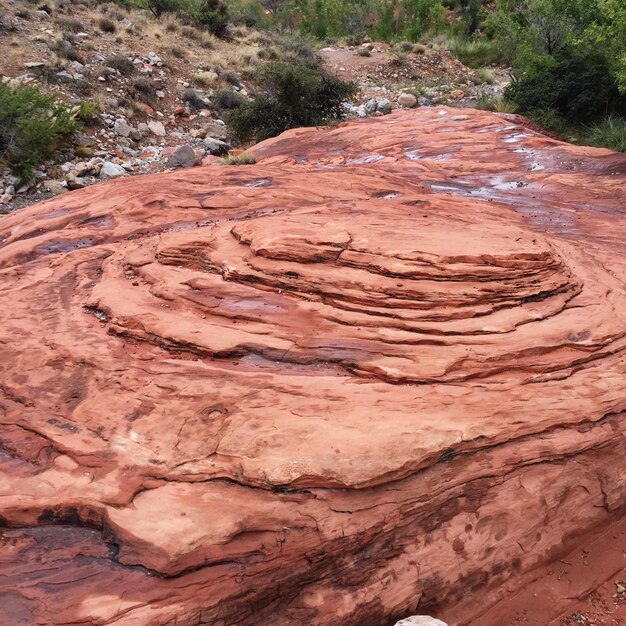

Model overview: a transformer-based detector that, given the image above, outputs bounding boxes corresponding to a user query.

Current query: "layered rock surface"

[0,108,625,626]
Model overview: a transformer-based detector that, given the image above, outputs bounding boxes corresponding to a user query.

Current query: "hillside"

[0,0,504,212]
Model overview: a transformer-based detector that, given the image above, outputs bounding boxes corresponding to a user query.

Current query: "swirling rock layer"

[0,108,625,626]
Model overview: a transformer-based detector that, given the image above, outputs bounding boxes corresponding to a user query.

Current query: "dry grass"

[221,152,257,165]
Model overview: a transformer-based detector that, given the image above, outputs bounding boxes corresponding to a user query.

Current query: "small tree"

[0,82,78,182]
[227,60,357,141]
[193,0,230,37]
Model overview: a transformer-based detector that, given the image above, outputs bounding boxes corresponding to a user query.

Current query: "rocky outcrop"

[0,108,625,626]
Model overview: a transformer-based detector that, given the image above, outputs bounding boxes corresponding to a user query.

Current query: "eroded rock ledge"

[0,108,625,626]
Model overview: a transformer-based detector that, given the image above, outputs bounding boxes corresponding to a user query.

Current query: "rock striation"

[0,108,625,626]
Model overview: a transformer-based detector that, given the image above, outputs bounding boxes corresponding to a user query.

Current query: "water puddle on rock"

[503,133,532,144]
[39,238,96,255]
[37,208,73,220]
[514,148,546,172]
[346,154,385,165]
[244,178,273,188]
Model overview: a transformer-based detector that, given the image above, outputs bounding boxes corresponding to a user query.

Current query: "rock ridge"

[0,107,625,625]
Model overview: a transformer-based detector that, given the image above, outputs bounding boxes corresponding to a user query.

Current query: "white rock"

[99,161,127,179]
[113,118,132,138]
[398,93,418,108]
[376,98,392,114]
[203,137,229,156]
[394,617,448,626]
[56,71,74,82]
[70,61,85,73]
[147,121,166,137]
[168,145,197,169]
[364,98,378,115]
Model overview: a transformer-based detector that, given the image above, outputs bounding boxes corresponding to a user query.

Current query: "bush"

[145,0,180,17]
[192,0,229,37]
[221,151,257,164]
[214,88,245,109]
[58,17,84,33]
[50,38,81,61]
[181,88,207,109]
[450,36,500,68]
[474,67,495,85]
[99,17,117,32]
[583,116,626,152]
[475,93,517,113]
[106,54,135,75]
[505,49,626,124]
[130,77,158,103]
[0,82,79,182]
[141,0,230,37]
[227,60,357,141]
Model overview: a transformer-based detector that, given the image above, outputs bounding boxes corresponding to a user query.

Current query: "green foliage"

[583,115,626,152]
[450,36,500,67]
[227,59,357,141]
[273,0,447,43]
[0,82,79,182]
[475,93,517,113]
[401,0,446,41]
[214,88,246,109]
[191,0,229,37]
[75,102,99,123]
[525,107,569,135]
[126,0,231,37]
[487,0,626,142]
[505,48,626,123]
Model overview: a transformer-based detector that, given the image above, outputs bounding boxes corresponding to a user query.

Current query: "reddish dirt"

[0,108,625,625]
[443,512,626,625]
[320,44,470,83]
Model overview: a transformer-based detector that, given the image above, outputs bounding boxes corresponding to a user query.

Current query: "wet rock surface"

[0,108,625,625]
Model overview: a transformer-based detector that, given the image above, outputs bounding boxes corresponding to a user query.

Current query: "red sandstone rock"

[0,108,625,626]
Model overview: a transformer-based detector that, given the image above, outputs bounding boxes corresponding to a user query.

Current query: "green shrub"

[139,0,230,37]
[475,67,495,85]
[144,0,180,17]
[450,36,500,68]
[505,49,626,124]
[214,88,245,110]
[526,108,569,136]
[192,0,229,37]
[0,82,79,182]
[475,93,517,113]
[75,101,99,123]
[227,59,356,141]
[583,116,626,152]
